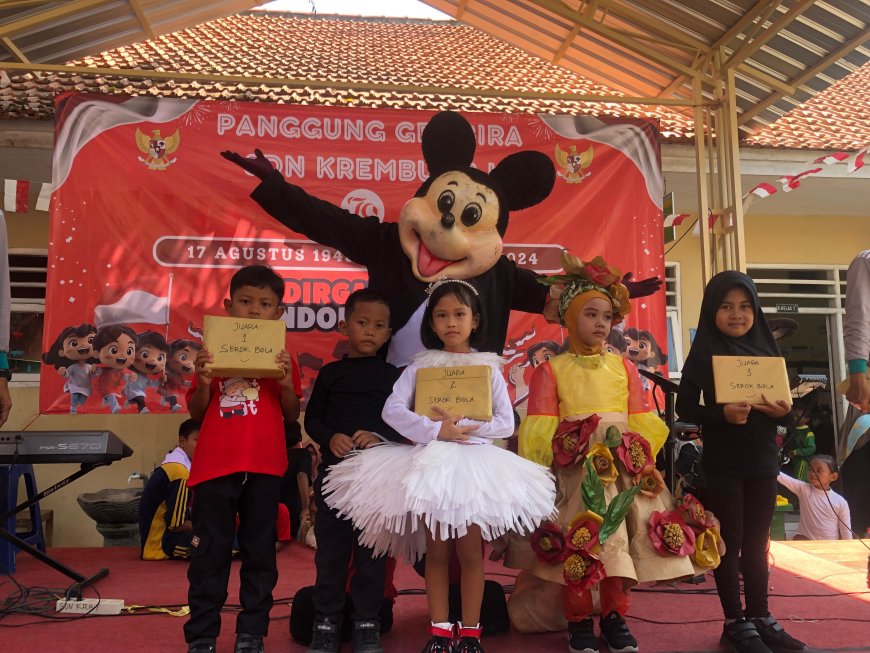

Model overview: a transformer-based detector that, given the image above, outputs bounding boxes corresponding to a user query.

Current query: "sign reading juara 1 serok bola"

[712,355,792,406]
[414,365,493,422]
[203,316,285,378]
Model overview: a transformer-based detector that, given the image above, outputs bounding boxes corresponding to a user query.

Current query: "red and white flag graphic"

[94,278,169,328]
[3,179,29,212]
[847,148,867,173]
[812,152,850,165]
[663,213,691,228]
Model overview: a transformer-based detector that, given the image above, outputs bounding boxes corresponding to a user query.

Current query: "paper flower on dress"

[616,431,652,475]
[633,464,666,498]
[563,550,606,591]
[566,510,604,554]
[649,510,696,556]
[694,525,725,570]
[675,493,712,535]
[587,443,618,486]
[531,522,566,564]
[552,414,600,468]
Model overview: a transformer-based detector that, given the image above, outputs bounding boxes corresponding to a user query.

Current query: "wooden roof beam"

[724,0,817,72]
[738,26,869,125]
[128,0,155,40]
[595,0,712,54]
[528,0,717,87]
[0,0,115,38]
[2,36,29,63]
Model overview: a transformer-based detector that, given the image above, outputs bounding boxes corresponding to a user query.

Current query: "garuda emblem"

[555,143,593,183]
[135,128,181,170]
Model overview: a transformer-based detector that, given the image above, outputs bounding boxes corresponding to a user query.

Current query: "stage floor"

[2,541,869,652]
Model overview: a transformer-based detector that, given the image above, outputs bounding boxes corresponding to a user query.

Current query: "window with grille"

[9,249,46,381]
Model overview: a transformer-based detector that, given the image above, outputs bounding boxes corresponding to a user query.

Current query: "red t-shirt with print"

[187,362,301,487]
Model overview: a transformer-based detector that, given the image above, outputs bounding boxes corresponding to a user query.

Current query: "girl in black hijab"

[677,271,806,653]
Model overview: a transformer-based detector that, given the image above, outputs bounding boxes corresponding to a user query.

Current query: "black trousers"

[704,472,777,620]
[184,473,280,642]
[312,474,386,621]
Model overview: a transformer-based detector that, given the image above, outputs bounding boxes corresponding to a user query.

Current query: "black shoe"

[353,619,384,653]
[453,637,484,653]
[234,634,264,653]
[567,619,598,653]
[421,625,455,653]
[750,618,807,652]
[308,615,342,653]
[187,638,216,653]
[721,620,773,653]
[599,612,637,653]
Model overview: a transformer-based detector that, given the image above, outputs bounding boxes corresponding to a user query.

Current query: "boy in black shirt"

[305,288,403,653]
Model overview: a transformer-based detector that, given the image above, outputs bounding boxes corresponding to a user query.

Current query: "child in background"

[324,279,555,653]
[139,418,199,560]
[676,271,806,653]
[303,288,403,653]
[184,265,301,653]
[777,455,852,541]
[788,404,816,483]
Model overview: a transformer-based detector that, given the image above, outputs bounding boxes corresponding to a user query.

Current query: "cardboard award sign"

[203,315,285,378]
[414,365,493,421]
[835,371,870,396]
[712,355,792,405]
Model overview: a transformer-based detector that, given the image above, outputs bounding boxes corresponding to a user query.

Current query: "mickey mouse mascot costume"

[222,111,658,364]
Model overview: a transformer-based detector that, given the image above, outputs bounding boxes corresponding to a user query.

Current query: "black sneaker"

[234,634,264,653]
[421,624,455,653]
[187,638,216,653]
[599,611,638,653]
[352,619,384,653]
[308,615,342,653]
[568,619,598,653]
[721,619,773,653]
[453,637,484,653]
[750,617,807,652]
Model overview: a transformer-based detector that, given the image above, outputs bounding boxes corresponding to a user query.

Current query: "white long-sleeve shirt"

[777,472,853,540]
[382,350,513,445]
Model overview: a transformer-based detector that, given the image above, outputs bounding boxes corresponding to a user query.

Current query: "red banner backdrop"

[40,94,666,415]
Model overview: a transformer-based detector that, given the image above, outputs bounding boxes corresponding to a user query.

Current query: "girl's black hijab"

[682,270,781,393]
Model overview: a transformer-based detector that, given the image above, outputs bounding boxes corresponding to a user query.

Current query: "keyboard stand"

[0,526,109,598]
[0,462,111,598]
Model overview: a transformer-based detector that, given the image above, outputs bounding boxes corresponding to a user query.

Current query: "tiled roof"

[743,61,870,150]
[0,12,865,151]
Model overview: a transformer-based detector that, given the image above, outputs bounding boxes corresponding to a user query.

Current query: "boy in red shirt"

[184,265,301,653]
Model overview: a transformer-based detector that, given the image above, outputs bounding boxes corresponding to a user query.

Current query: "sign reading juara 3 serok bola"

[712,355,792,406]
[203,316,285,378]
[414,365,493,422]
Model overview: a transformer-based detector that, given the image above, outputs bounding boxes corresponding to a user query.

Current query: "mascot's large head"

[399,112,556,282]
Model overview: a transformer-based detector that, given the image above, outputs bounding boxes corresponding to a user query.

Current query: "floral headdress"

[539,251,631,326]
[425,278,479,306]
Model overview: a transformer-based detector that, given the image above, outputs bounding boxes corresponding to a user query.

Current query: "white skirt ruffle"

[322,440,556,562]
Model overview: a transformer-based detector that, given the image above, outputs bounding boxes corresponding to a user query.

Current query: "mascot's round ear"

[490,151,556,211]
[421,112,476,178]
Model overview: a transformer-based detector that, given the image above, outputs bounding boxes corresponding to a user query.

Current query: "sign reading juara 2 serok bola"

[414,365,493,422]
[203,316,285,378]
[712,355,792,406]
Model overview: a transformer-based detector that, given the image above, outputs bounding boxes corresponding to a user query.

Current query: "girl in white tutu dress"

[324,279,556,653]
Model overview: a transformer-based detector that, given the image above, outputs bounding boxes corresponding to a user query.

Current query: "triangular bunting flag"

[847,148,867,173]
[812,152,850,165]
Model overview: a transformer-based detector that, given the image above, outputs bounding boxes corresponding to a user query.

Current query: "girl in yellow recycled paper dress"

[504,252,724,653]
